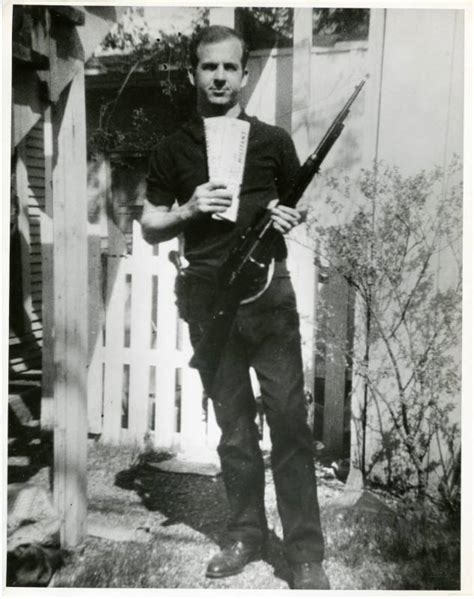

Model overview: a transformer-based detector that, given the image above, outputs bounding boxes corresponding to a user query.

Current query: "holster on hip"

[174,274,216,324]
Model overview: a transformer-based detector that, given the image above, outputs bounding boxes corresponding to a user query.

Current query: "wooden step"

[9,383,42,426]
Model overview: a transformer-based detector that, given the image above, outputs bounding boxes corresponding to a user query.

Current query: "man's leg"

[238,276,327,584]
[211,335,268,548]
[248,317,324,563]
[189,323,267,576]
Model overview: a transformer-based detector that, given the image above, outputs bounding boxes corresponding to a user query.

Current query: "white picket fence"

[87,220,223,452]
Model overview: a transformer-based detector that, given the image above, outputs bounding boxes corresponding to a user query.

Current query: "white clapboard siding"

[10,119,46,377]
[25,120,46,321]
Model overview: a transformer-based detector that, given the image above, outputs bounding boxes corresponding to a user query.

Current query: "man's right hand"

[185,181,233,218]
[141,181,232,245]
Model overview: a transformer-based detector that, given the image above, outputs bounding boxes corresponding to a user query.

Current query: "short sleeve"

[275,129,301,206]
[146,139,177,207]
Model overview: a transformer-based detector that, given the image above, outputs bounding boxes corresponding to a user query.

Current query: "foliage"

[238,7,294,49]
[101,7,152,53]
[310,159,462,504]
[239,7,369,49]
[88,108,165,159]
[100,6,370,52]
[313,9,370,43]
[88,7,208,157]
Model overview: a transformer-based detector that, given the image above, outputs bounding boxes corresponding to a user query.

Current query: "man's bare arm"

[141,180,232,244]
[141,202,190,244]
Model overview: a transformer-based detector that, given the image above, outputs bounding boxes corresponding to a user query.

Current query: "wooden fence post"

[87,154,108,435]
[348,8,387,478]
[289,8,318,400]
[51,66,88,548]
[292,8,312,155]
[127,221,155,446]
[322,271,350,455]
[154,238,180,449]
[101,256,125,444]
[361,9,386,167]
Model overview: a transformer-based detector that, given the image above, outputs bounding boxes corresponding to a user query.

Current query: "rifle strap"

[240,258,275,304]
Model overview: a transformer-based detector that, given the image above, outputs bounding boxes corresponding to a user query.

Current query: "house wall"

[352,9,464,485]
[9,120,47,377]
[372,10,463,173]
[371,9,463,293]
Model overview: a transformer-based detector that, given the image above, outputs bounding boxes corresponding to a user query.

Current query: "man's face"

[189,37,248,113]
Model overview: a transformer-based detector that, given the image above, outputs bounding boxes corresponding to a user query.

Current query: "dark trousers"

[186,268,324,564]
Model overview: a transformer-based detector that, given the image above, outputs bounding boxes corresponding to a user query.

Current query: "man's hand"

[141,181,232,244]
[268,200,306,234]
[184,181,233,218]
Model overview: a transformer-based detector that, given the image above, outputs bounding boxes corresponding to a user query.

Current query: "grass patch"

[322,501,460,590]
[49,441,460,590]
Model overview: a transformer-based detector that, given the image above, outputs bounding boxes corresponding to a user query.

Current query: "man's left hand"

[269,201,306,234]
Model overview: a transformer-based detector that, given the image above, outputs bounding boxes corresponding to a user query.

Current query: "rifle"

[189,78,367,377]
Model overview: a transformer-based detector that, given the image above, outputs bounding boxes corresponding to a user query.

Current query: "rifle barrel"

[309,78,366,163]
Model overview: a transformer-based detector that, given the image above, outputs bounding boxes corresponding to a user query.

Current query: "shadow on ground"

[7,423,53,487]
[115,459,292,585]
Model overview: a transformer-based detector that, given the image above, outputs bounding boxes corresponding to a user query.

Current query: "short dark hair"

[189,25,249,70]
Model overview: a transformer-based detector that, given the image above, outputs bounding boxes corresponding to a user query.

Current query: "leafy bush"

[310,159,462,505]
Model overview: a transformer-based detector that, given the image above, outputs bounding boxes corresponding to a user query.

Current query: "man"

[141,25,329,590]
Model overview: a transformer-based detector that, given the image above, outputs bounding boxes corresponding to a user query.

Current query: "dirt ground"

[8,435,460,590]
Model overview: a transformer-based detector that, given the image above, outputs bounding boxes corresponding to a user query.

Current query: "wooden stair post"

[51,66,88,548]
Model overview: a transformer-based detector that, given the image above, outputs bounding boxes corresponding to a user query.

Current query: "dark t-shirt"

[146,111,300,279]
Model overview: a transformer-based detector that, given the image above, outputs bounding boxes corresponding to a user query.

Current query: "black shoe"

[206,541,262,579]
[291,561,330,589]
